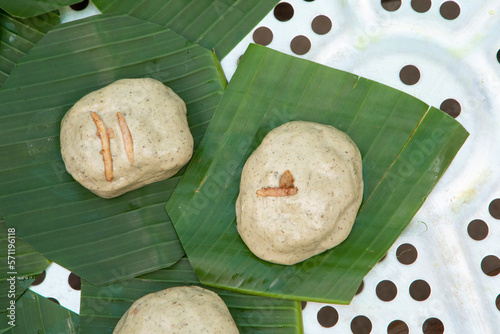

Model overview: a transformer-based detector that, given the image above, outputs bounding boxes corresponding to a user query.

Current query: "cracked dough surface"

[236,121,363,265]
[113,286,239,334]
[60,78,193,198]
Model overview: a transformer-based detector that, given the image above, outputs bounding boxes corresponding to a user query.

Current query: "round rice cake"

[113,286,239,334]
[60,78,193,198]
[235,121,363,265]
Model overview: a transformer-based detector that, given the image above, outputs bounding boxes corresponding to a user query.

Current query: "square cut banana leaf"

[0,13,226,286]
[165,44,469,304]
[79,257,303,334]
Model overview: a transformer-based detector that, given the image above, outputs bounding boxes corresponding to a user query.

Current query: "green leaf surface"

[92,0,280,59]
[165,44,469,304]
[0,0,77,18]
[0,220,49,312]
[0,10,59,88]
[0,290,78,333]
[0,13,226,286]
[80,257,303,334]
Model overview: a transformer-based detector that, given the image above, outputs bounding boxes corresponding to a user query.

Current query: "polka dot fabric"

[34,1,500,332]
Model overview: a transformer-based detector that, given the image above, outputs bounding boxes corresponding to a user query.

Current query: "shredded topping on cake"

[90,112,113,182]
[117,112,134,164]
[257,170,298,197]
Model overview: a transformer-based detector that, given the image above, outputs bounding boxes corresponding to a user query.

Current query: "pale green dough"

[113,286,239,334]
[60,78,193,198]
[236,121,363,265]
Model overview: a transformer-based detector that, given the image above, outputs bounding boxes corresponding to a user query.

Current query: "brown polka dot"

[497,49,500,63]
[376,280,398,302]
[290,35,311,55]
[68,272,81,290]
[317,306,339,327]
[410,279,431,301]
[440,1,460,20]
[422,317,444,334]
[399,65,420,85]
[312,15,332,35]
[31,270,46,286]
[253,27,273,46]
[356,280,365,295]
[481,255,500,276]
[467,219,489,241]
[70,0,89,11]
[301,301,307,310]
[411,0,432,13]
[496,294,500,311]
[351,315,372,334]
[379,253,387,262]
[388,320,409,334]
[396,243,418,265]
[381,0,402,11]
[489,198,500,219]
[47,297,60,305]
[440,98,461,118]
[274,2,294,22]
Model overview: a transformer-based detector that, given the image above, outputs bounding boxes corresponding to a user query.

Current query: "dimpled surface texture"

[113,286,239,334]
[60,78,193,198]
[236,121,363,265]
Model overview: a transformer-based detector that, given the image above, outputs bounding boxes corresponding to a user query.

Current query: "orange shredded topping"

[90,112,113,182]
[117,112,134,164]
[257,170,298,197]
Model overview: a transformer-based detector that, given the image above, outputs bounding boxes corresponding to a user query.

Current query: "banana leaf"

[165,44,469,304]
[79,257,303,333]
[92,0,280,59]
[0,9,59,88]
[0,13,226,286]
[0,290,78,333]
[0,0,77,18]
[0,220,49,312]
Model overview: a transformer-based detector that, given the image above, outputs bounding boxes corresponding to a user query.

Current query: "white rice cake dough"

[60,78,193,198]
[113,286,239,334]
[236,121,363,265]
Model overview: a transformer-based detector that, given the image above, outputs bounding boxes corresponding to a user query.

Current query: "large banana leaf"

[0,9,59,88]
[92,0,280,58]
[0,0,76,18]
[0,13,226,286]
[0,220,49,312]
[0,290,78,333]
[165,44,469,304]
[80,257,303,333]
